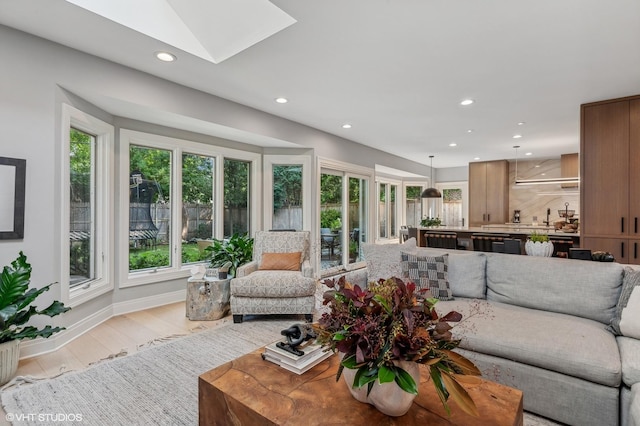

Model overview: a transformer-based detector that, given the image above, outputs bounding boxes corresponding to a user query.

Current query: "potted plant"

[525,231,554,257]
[0,252,71,385]
[420,217,442,228]
[205,233,254,278]
[314,276,480,417]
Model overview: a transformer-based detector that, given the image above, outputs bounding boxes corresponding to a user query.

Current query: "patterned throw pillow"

[609,267,640,338]
[400,252,452,300]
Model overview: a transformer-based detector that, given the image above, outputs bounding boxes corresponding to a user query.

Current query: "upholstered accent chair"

[230,230,316,323]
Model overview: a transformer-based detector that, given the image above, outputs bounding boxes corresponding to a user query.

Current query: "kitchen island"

[414,224,579,253]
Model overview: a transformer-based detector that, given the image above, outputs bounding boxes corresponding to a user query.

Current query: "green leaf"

[378,365,395,384]
[394,367,418,395]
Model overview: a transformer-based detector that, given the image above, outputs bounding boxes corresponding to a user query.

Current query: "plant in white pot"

[0,252,71,385]
[525,232,554,257]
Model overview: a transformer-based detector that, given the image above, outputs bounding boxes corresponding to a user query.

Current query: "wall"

[0,24,434,355]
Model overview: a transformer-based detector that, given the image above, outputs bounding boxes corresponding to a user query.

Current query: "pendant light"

[421,155,442,198]
[513,145,579,185]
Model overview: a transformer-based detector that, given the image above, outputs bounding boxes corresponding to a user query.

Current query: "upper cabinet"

[469,160,509,227]
[580,95,640,263]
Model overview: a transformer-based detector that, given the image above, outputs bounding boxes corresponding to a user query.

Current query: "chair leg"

[304,314,313,323]
[233,314,243,323]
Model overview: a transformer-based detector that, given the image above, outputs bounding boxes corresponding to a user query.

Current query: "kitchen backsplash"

[508,158,580,226]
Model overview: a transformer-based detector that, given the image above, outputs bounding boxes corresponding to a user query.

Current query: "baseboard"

[18,289,186,359]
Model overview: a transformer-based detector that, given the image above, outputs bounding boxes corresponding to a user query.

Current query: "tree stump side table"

[186,276,231,321]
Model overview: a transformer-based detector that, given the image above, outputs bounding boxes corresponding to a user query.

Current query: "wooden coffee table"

[199,349,523,425]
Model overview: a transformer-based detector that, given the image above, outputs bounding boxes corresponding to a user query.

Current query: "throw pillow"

[610,267,640,338]
[400,252,452,300]
[259,252,302,271]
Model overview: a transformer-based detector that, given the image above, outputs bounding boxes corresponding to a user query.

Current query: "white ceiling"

[1,0,640,168]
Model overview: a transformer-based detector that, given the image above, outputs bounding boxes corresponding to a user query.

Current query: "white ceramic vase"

[0,340,20,386]
[525,240,554,257]
[342,360,420,417]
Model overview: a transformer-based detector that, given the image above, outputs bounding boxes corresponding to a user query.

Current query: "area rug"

[1,317,558,426]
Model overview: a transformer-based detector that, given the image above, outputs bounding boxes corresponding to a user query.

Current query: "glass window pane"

[69,128,95,288]
[390,184,397,238]
[224,158,250,237]
[273,164,302,231]
[182,153,215,264]
[129,145,171,272]
[348,177,367,264]
[442,187,463,227]
[405,186,423,228]
[320,172,343,270]
[379,183,387,238]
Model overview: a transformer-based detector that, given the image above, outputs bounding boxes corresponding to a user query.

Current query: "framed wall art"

[0,157,26,240]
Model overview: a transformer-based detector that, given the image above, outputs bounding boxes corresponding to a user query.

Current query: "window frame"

[376,177,402,242]
[61,105,115,307]
[119,129,260,288]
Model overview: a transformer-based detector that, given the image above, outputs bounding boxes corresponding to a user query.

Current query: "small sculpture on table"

[276,323,317,356]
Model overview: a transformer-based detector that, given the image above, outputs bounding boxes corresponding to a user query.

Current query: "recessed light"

[155,51,176,62]
[275,97,288,104]
[535,165,541,168]
[518,122,525,126]
[525,152,533,156]
[449,143,457,147]
[460,99,474,106]
[474,157,481,160]
[342,123,352,129]
[467,129,473,133]
[513,134,522,139]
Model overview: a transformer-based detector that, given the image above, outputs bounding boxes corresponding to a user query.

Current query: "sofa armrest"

[302,259,313,278]
[236,261,258,278]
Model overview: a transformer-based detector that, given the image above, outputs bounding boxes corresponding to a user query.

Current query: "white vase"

[525,240,554,257]
[0,340,20,386]
[342,360,420,417]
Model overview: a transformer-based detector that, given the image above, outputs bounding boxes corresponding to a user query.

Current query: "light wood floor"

[14,302,227,379]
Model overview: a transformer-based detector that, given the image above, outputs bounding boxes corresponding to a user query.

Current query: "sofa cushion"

[230,271,316,297]
[362,238,416,280]
[610,267,640,338]
[618,336,640,387]
[485,254,623,324]
[259,252,301,271]
[400,252,452,300]
[436,299,622,387]
[415,248,486,299]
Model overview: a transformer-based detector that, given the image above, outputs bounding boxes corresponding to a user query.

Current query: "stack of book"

[262,341,334,374]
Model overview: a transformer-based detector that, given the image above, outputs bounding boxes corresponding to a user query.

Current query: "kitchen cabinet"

[469,160,509,227]
[580,95,640,264]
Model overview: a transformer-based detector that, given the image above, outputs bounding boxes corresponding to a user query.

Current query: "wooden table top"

[199,348,523,426]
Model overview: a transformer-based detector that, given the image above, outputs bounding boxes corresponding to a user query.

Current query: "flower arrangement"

[315,276,480,416]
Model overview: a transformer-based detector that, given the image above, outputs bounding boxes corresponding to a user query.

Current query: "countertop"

[419,225,579,237]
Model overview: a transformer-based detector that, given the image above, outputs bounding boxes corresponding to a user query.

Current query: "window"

[319,158,372,274]
[263,154,312,232]
[128,145,171,272]
[182,153,215,264]
[120,130,260,287]
[377,180,399,240]
[404,185,423,228]
[224,159,250,237]
[62,105,114,306]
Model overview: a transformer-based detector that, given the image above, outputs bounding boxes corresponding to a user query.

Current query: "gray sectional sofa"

[341,238,640,426]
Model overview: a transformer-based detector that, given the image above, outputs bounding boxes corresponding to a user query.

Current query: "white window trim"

[401,181,429,228]
[61,104,115,307]
[263,154,312,231]
[119,129,261,288]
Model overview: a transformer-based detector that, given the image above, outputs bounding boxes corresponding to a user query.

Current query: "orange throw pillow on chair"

[259,252,302,271]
